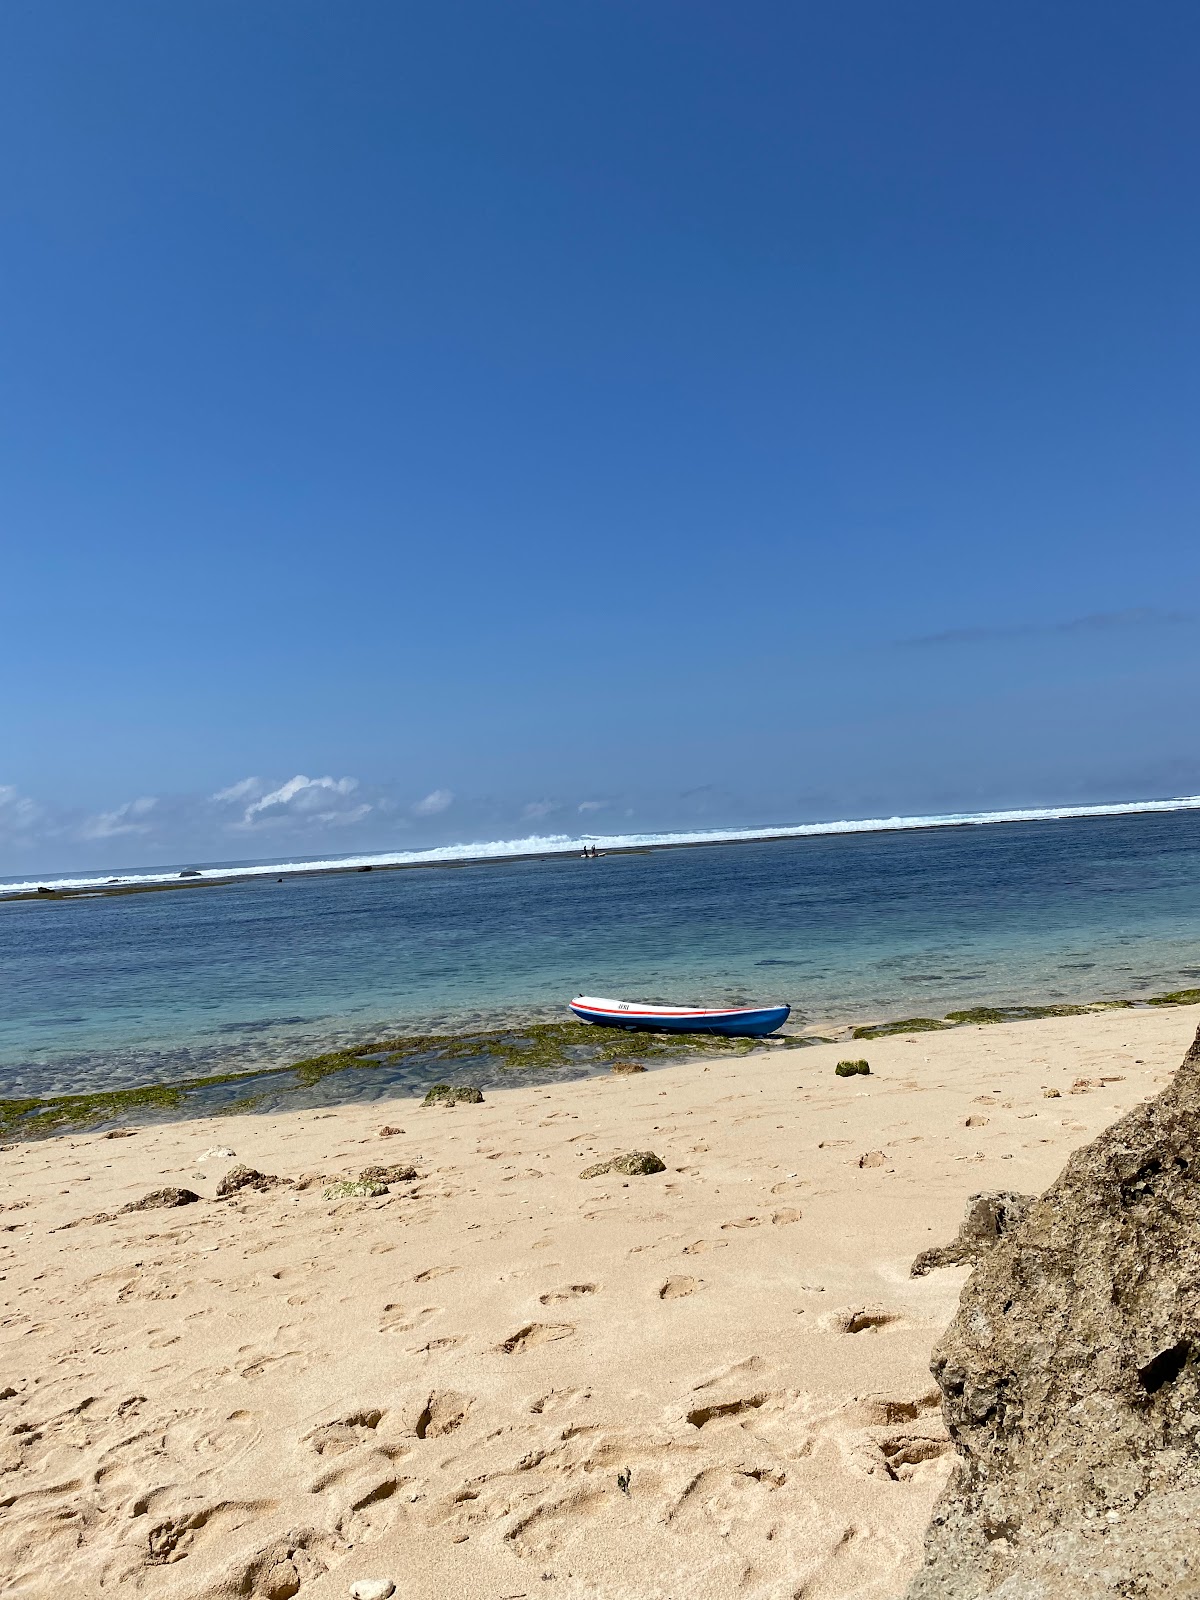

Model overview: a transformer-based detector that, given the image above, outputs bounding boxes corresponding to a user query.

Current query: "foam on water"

[4,793,1200,896]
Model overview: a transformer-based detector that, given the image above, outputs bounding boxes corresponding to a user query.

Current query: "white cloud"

[413,789,453,816]
[211,776,263,803]
[577,800,605,813]
[0,785,42,838]
[79,796,158,841]
[213,773,368,830]
[522,799,556,820]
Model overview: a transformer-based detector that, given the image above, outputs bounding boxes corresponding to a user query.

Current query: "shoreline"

[3,1004,1195,1598]
[4,791,1200,902]
[4,987,1198,1143]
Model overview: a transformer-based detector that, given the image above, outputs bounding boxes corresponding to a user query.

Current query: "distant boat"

[569,994,790,1038]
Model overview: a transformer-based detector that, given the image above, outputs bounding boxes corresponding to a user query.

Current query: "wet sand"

[2,1004,1196,1600]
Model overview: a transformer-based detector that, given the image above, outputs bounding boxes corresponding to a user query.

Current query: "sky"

[2,1,1199,871]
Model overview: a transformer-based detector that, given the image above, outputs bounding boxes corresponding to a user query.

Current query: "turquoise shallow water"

[1,810,1198,1100]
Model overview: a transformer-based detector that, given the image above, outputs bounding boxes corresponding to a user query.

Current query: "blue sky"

[3,1,1199,870]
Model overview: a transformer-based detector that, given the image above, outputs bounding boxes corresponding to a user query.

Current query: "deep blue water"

[1,811,1198,1097]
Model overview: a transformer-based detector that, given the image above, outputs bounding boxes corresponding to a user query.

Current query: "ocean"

[1,806,1198,1104]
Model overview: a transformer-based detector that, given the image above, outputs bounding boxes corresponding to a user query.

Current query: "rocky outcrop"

[907,1024,1200,1599]
[910,1191,1034,1278]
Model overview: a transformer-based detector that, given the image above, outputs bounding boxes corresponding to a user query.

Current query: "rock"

[178,869,202,878]
[836,1059,871,1076]
[263,1559,301,1599]
[905,1024,1200,1599]
[422,1084,483,1107]
[858,1150,888,1168]
[1042,1087,1062,1098]
[216,1164,278,1198]
[610,1062,646,1074]
[103,1129,136,1139]
[909,1191,1034,1278]
[359,1163,419,1184]
[200,1145,236,1159]
[377,1125,404,1137]
[119,1187,200,1212]
[323,1179,388,1200]
[348,1581,395,1600]
[579,1150,666,1179]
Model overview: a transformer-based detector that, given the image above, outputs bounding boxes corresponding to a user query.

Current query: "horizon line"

[3,791,1200,898]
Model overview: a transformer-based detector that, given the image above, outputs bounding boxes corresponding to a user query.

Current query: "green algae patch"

[0,1081,190,1142]
[0,1018,762,1143]
[1147,989,1200,1007]
[852,1018,949,1039]
[944,1004,1093,1025]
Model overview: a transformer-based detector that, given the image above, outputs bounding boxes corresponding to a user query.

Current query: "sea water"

[1,809,1198,1100]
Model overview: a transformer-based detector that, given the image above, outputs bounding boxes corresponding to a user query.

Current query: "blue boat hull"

[569,1000,790,1038]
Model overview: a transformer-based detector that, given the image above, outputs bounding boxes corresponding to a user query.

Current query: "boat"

[568,994,790,1038]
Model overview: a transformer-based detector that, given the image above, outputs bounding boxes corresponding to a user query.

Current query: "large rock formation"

[907,1023,1200,1599]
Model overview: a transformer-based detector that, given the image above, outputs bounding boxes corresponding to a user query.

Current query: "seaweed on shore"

[1146,988,1200,1007]
[945,1003,1097,1025]
[852,1017,949,1039]
[0,1020,757,1142]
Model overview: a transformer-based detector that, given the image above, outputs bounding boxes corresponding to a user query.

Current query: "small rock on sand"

[349,1581,395,1600]
[377,1125,404,1137]
[359,1163,419,1183]
[610,1062,646,1074]
[324,1179,388,1200]
[216,1164,278,1197]
[120,1187,200,1212]
[200,1146,236,1160]
[580,1150,666,1179]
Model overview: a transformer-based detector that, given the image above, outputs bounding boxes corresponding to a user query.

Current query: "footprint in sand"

[659,1276,702,1300]
[379,1304,440,1334]
[539,1284,597,1304]
[413,1390,472,1438]
[826,1307,901,1334]
[413,1266,460,1282]
[720,1216,762,1230]
[497,1323,575,1354]
[685,1394,767,1428]
[771,1208,802,1224]
[682,1239,728,1255]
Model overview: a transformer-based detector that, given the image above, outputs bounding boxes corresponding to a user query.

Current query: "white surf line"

[4,793,1200,897]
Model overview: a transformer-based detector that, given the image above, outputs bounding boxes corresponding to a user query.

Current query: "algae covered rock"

[120,1186,200,1212]
[359,1163,419,1184]
[579,1150,666,1179]
[835,1059,871,1077]
[323,1179,388,1200]
[906,1023,1200,1599]
[422,1084,484,1107]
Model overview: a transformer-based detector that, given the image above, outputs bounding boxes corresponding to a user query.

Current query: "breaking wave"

[3,793,1200,897]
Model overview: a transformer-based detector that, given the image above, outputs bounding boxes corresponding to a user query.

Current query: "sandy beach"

[2,1003,1197,1600]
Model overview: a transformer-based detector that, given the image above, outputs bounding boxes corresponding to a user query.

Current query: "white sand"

[2,1004,1196,1600]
